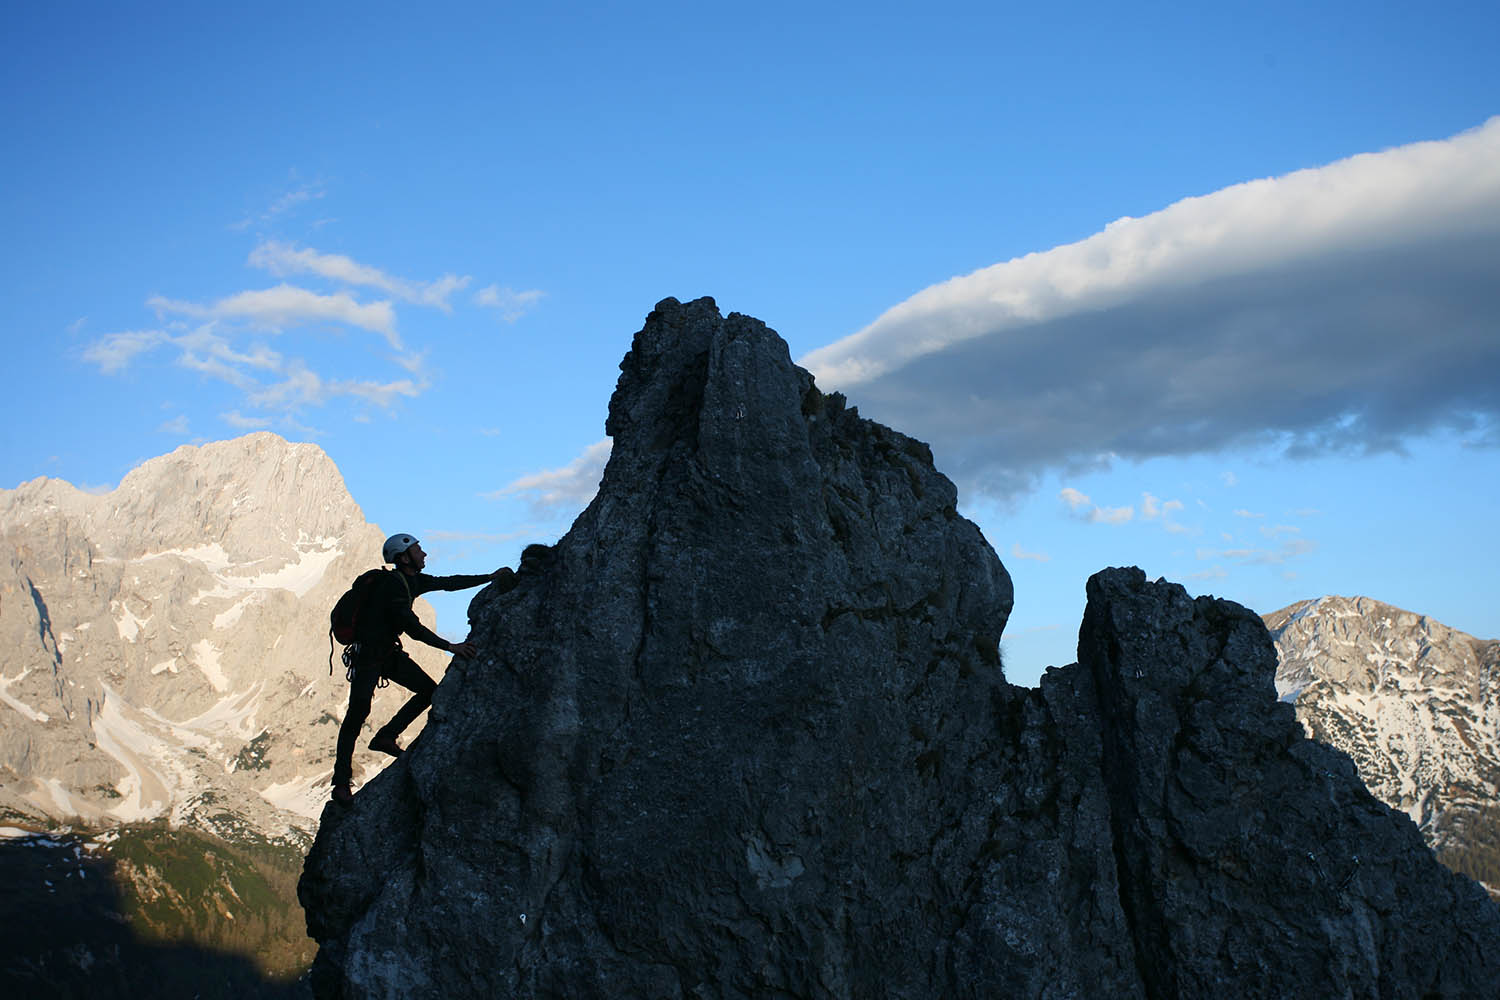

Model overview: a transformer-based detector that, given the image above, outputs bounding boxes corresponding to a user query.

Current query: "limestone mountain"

[301,297,1500,999]
[1268,596,1500,894]
[0,432,448,845]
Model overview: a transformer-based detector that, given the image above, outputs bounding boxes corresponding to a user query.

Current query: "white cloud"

[1196,538,1317,566]
[801,118,1500,498]
[174,327,282,370]
[1059,487,1091,511]
[1059,486,1133,524]
[248,241,471,312]
[221,410,271,429]
[231,181,325,230]
[173,327,282,389]
[1141,492,1184,520]
[1141,492,1189,534]
[1010,542,1051,562]
[1092,505,1134,525]
[157,415,189,434]
[339,376,426,408]
[475,284,545,322]
[1233,508,1264,519]
[248,364,325,410]
[393,350,428,374]
[82,330,167,373]
[267,183,322,218]
[494,438,612,515]
[150,285,400,347]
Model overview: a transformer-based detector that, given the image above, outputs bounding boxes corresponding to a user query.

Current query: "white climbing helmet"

[382,533,419,564]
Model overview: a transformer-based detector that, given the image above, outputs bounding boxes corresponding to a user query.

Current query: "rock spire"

[300,298,1499,999]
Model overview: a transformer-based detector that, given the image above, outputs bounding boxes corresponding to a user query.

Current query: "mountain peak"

[1268,595,1500,891]
[0,430,438,840]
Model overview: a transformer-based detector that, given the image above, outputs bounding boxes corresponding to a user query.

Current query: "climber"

[330,533,517,807]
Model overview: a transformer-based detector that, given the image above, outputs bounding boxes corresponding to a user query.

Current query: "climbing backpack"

[327,568,409,680]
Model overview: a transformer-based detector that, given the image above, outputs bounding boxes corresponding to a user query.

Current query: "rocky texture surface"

[0,433,446,844]
[1268,596,1500,894]
[301,297,1500,999]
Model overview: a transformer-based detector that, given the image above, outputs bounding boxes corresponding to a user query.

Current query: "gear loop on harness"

[342,642,392,687]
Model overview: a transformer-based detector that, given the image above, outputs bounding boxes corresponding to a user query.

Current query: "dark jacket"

[353,570,494,651]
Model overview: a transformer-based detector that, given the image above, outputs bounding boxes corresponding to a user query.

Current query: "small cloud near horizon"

[1010,542,1051,562]
[493,438,612,516]
[475,284,546,323]
[1060,486,1134,525]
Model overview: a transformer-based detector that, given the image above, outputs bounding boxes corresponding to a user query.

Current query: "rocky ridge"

[1268,596,1500,892]
[0,432,448,845]
[301,297,1500,999]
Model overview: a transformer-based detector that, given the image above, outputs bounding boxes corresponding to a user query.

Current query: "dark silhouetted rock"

[299,298,1500,999]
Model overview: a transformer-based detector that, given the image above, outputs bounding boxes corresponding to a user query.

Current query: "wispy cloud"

[82,315,426,422]
[249,240,472,312]
[150,285,400,347]
[247,363,325,410]
[1196,538,1317,566]
[802,118,1500,498]
[267,183,322,218]
[1010,542,1051,562]
[82,330,168,374]
[475,284,545,322]
[339,375,427,408]
[493,438,612,515]
[1141,492,1190,533]
[1059,487,1134,524]
[231,181,325,230]
[1059,487,1090,512]
[174,328,282,388]
[221,410,271,430]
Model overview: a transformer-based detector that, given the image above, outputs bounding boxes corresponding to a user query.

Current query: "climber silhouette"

[330,533,516,807]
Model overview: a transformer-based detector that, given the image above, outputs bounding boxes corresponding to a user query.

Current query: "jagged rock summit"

[300,298,1500,999]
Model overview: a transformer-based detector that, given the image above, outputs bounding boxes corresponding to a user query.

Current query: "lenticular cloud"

[801,118,1500,497]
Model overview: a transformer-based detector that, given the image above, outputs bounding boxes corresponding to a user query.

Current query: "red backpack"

[327,569,409,676]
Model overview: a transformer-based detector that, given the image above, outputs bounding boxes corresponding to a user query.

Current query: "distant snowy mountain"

[1267,596,1500,894]
[0,432,452,846]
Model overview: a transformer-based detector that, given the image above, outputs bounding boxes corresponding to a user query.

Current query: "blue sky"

[4,2,1497,686]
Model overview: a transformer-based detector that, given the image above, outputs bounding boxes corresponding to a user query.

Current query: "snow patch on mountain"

[260,771,337,821]
[91,687,175,822]
[0,669,50,723]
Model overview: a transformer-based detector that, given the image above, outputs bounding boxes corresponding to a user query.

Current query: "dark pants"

[332,646,436,786]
